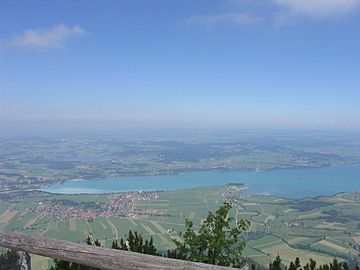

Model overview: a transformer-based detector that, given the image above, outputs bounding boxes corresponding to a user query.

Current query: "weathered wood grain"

[0,230,238,270]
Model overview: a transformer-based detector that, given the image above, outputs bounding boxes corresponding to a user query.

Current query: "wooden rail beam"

[0,230,239,270]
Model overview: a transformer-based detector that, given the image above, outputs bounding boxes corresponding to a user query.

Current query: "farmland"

[1,185,360,269]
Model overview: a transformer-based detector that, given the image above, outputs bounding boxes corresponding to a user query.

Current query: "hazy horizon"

[1,119,360,138]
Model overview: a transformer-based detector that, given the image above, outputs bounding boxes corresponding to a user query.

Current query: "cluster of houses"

[34,191,161,220]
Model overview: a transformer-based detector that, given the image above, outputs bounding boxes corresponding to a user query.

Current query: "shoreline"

[38,164,360,199]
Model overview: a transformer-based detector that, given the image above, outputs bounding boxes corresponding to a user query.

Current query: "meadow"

[1,186,360,269]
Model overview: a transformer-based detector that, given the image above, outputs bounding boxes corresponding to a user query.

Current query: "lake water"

[41,164,360,198]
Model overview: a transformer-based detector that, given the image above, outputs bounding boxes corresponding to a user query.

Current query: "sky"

[1,0,360,132]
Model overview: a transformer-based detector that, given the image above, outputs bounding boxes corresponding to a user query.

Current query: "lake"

[41,164,360,198]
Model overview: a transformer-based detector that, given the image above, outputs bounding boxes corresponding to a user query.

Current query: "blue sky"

[1,0,360,131]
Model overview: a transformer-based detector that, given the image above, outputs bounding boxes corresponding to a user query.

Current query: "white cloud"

[184,12,262,28]
[273,0,360,18]
[3,23,85,51]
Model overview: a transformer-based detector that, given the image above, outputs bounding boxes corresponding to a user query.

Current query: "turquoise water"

[42,164,360,198]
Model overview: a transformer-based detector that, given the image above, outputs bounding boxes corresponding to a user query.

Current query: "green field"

[1,186,360,269]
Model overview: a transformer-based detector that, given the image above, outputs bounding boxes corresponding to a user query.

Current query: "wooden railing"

[0,230,239,270]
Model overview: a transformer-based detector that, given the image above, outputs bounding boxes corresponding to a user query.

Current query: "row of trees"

[49,232,158,270]
[111,230,157,255]
[269,255,359,270]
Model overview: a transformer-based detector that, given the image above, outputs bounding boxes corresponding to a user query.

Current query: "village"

[9,191,166,221]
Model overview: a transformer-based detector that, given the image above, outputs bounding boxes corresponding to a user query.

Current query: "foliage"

[269,256,358,270]
[49,230,156,270]
[49,260,98,270]
[0,249,20,270]
[111,230,157,255]
[269,255,282,270]
[291,243,356,263]
[49,236,101,270]
[244,257,267,270]
[168,201,250,268]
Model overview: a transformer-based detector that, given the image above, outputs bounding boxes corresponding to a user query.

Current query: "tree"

[270,256,354,270]
[51,230,158,269]
[269,255,282,270]
[304,258,317,270]
[0,249,20,270]
[111,230,157,255]
[50,236,101,270]
[288,257,301,270]
[169,201,250,268]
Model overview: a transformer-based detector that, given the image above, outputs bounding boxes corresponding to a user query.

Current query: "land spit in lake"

[42,164,360,199]
[3,132,360,193]
[3,164,360,269]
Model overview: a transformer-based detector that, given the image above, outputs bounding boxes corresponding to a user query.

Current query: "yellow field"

[314,240,348,253]
[141,223,156,235]
[31,255,49,270]
[253,239,283,249]
[150,220,167,234]
[352,236,360,244]
[262,241,333,265]
[69,218,77,231]
[328,196,355,203]
[24,212,46,229]
[106,217,118,239]
[287,237,309,245]
[297,211,325,220]
[238,211,259,215]
[315,222,346,230]
[0,209,18,224]
[316,239,358,256]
